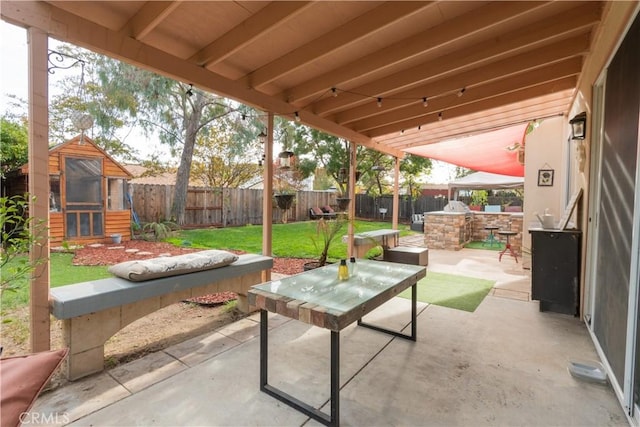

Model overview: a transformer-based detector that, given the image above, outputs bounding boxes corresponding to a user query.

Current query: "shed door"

[63,157,104,239]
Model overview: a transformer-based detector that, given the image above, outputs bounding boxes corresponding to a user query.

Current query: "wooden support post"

[347,141,357,258]
[28,27,51,352]
[392,156,400,230]
[262,112,274,283]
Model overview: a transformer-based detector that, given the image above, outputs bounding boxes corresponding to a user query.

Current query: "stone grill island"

[423,210,523,253]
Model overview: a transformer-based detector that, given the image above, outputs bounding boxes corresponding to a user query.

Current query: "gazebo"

[447,172,525,202]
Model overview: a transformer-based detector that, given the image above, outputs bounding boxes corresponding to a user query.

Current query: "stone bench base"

[348,229,400,258]
[50,254,272,380]
[383,246,429,266]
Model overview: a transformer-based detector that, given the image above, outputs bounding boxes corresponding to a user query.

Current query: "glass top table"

[249,258,426,331]
[249,259,426,426]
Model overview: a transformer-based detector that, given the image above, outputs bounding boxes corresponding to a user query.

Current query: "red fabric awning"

[406,123,527,177]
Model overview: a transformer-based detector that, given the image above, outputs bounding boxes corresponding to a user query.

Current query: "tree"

[48,47,140,160]
[357,150,393,196]
[289,124,432,197]
[0,115,28,178]
[455,166,473,178]
[191,116,262,188]
[292,126,382,194]
[400,154,432,215]
[55,49,258,225]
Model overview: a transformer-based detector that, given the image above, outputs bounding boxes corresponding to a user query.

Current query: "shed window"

[65,158,102,205]
[50,175,61,212]
[108,178,127,211]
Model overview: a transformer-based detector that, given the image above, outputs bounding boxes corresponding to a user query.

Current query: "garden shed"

[4,134,133,245]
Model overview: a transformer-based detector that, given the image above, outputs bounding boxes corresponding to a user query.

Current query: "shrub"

[0,194,47,294]
[142,220,179,241]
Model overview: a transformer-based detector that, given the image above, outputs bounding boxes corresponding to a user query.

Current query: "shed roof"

[18,135,133,178]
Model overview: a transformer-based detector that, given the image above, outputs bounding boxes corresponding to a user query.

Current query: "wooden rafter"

[190,2,313,67]
[121,1,182,40]
[239,1,434,89]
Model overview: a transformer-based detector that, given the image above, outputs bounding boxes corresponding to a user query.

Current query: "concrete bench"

[347,229,400,258]
[49,253,273,380]
[383,246,429,266]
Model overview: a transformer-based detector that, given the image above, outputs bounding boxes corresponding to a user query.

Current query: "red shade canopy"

[406,123,528,177]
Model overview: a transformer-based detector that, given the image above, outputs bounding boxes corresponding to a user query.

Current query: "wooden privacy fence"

[129,184,461,227]
[355,194,448,221]
[129,184,337,227]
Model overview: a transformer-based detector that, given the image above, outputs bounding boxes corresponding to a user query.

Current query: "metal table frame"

[259,283,417,427]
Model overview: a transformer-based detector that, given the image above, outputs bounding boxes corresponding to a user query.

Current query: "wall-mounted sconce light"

[569,112,587,140]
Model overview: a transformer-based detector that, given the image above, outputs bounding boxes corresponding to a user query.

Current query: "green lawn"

[169,220,413,260]
[1,220,414,312]
[1,253,111,311]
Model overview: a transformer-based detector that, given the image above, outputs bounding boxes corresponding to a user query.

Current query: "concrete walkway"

[31,245,628,426]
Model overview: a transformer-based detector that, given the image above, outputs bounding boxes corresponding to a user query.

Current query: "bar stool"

[483,225,500,247]
[498,230,518,262]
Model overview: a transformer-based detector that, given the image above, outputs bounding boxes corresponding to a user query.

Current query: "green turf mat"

[399,271,495,312]
[464,240,505,251]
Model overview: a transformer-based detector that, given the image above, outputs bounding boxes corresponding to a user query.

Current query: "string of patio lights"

[183,81,470,134]
[182,81,470,167]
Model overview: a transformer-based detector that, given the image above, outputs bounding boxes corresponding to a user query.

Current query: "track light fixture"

[438,112,443,121]
[332,87,338,97]
[186,83,194,97]
[457,87,466,97]
[294,111,301,122]
[377,97,382,108]
[422,97,428,107]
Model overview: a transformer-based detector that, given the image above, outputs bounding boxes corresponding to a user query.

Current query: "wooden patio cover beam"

[0,1,403,158]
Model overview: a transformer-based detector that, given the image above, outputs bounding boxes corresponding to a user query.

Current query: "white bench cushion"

[108,249,239,282]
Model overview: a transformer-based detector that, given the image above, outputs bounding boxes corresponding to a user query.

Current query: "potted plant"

[274,190,295,224]
[469,190,488,211]
[274,192,295,211]
[336,195,351,211]
[303,216,347,271]
[273,160,302,223]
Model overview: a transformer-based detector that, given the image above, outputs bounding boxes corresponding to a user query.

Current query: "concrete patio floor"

[31,245,628,426]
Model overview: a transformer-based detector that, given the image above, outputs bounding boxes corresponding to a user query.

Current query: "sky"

[0,21,171,162]
[1,21,28,107]
[0,21,456,183]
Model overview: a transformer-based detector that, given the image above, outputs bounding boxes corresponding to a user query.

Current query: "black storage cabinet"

[529,229,582,316]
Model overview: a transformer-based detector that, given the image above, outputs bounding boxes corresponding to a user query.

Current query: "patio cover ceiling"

[1,1,607,160]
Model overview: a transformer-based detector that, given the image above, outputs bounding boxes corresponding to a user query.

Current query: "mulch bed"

[70,240,310,305]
